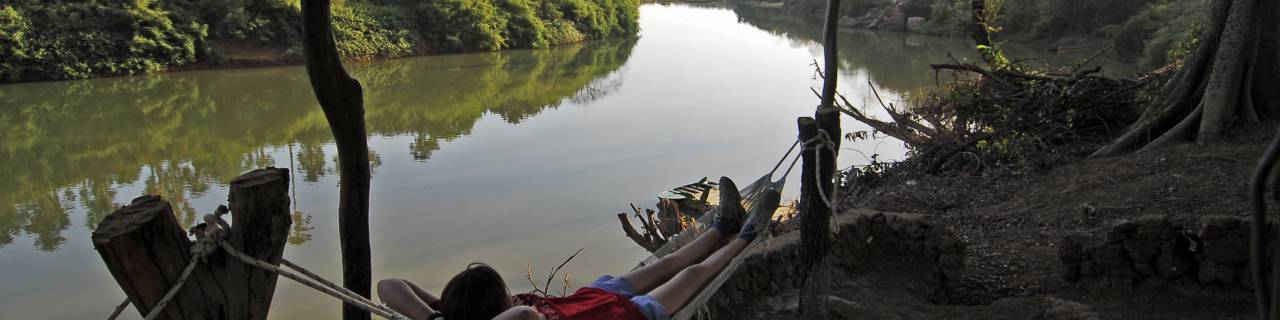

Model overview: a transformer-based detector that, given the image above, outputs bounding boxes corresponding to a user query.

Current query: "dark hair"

[431,263,512,320]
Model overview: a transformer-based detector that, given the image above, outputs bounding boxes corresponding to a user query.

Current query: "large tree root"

[1092,0,1279,157]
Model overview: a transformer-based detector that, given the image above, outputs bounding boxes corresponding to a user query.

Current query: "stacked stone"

[1197,216,1256,286]
[1059,214,1274,288]
[835,211,966,282]
[705,210,967,318]
[1060,215,1193,283]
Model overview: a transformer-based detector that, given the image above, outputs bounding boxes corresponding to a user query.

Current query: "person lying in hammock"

[378,177,779,320]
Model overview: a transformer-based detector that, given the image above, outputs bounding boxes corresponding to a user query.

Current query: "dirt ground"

[741,123,1276,319]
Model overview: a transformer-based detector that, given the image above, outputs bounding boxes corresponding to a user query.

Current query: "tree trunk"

[93,168,291,320]
[797,117,830,319]
[1197,0,1256,143]
[969,0,992,49]
[300,1,374,319]
[800,0,842,316]
[1093,0,1276,156]
[1251,0,1280,115]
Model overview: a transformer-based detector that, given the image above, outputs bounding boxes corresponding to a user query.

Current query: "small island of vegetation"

[0,0,639,82]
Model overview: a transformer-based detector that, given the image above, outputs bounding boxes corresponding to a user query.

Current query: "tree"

[798,0,840,317]
[1093,0,1280,156]
[300,1,374,320]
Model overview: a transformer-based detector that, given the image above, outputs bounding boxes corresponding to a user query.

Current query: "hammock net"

[632,142,798,320]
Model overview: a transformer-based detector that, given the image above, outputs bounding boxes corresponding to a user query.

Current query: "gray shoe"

[713,176,745,234]
[739,188,781,241]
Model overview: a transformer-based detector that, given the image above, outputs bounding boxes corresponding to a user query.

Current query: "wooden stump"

[93,168,292,320]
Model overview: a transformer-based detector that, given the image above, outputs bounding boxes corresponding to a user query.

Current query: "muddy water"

[0,4,1122,318]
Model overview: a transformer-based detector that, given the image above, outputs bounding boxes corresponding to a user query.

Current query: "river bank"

[149,36,641,78]
[708,123,1266,318]
[694,61,1268,316]
[731,0,1207,70]
[0,0,639,83]
[684,7,1260,313]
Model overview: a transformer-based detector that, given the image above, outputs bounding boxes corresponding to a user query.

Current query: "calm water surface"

[0,4,1121,319]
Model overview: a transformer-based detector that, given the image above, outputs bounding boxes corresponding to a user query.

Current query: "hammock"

[632,141,800,320]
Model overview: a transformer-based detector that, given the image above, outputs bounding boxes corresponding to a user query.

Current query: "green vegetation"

[774,0,1208,69]
[0,1,206,82]
[961,0,1208,68]
[0,0,639,82]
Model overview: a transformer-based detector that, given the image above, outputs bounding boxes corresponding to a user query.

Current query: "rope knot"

[802,129,838,152]
[189,205,231,261]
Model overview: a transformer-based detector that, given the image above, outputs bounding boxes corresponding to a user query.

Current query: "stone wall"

[1059,214,1274,288]
[703,210,966,317]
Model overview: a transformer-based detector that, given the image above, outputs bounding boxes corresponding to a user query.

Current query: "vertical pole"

[300,1,374,319]
[800,0,841,315]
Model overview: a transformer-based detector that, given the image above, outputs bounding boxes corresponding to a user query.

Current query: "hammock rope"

[105,139,814,320]
[633,140,798,270]
[634,140,806,320]
[105,207,410,320]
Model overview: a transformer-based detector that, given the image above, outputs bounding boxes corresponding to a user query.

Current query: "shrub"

[498,0,551,48]
[1120,0,1206,68]
[0,1,206,81]
[169,0,302,44]
[332,2,415,57]
[413,0,508,51]
[0,6,30,81]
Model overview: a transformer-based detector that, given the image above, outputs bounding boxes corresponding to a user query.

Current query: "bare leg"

[377,278,436,320]
[648,238,750,313]
[622,228,727,293]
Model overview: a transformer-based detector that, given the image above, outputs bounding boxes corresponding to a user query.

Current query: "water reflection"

[728,4,1137,95]
[730,4,979,95]
[0,39,637,251]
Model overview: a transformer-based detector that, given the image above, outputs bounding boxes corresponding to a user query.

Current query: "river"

[0,3,1123,319]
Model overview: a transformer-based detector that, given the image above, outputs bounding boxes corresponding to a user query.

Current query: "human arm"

[492,306,544,320]
[378,279,438,320]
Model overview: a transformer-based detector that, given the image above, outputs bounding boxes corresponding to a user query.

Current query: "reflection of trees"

[728,5,1135,94]
[78,177,120,230]
[12,193,70,252]
[730,4,981,94]
[0,38,636,251]
[297,143,330,183]
[288,211,314,246]
[358,39,639,160]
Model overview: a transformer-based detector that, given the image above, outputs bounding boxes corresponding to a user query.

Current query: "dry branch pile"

[839,62,1157,177]
[617,200,697,252]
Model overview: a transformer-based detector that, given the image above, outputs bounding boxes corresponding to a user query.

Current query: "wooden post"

[93,168,291,319]
[797,117,833,318]
[300,1,374,319]
[800,0,841,315]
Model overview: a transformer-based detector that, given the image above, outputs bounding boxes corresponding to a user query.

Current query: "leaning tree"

[1092,0,1279,156]
[300,1,374,320]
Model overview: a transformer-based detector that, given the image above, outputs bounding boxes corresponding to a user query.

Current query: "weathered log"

[93,168,291,319]
[631,203,662,244]
[94,195,226,319]
[617,213,661,252]
[218,168,293,319]
[644,208,665,242]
